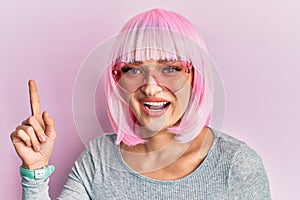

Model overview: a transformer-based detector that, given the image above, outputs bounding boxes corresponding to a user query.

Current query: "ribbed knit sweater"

[22,128,271,199]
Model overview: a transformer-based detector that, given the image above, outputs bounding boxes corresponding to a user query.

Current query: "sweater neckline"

[115,127,220,184]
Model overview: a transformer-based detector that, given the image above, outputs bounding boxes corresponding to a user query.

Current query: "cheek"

[127,95,143,124]
[128,93,146,123]
[173,79,192,115]
[128,94,138,112]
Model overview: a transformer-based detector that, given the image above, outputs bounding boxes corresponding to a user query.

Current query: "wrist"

[20,165,55,179]
[22,161,49,170]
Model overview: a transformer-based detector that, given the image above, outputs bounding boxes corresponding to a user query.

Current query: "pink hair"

[105,9,213,146]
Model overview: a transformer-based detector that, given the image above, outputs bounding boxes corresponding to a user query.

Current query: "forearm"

[22,177,51,200]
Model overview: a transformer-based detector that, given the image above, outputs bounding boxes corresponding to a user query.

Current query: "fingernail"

[40,135,46,142]
[35,146,40,152]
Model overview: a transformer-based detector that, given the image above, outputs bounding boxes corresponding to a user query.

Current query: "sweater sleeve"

[21,137,105,200]
[57,146,96,200]
[21,177,51,200]
[21,146,93,200]
[228,143,271,200]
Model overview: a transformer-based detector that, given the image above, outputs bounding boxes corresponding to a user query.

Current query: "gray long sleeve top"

[22,129,271,199]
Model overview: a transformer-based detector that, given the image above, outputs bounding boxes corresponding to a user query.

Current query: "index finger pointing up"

[28,80,41,116]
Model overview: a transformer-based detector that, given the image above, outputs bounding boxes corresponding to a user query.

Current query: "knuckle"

[11,131,23,143]
[25,126,34,134]
[15,125,22,131]
[28,116,35,124]
[15,129,24,137]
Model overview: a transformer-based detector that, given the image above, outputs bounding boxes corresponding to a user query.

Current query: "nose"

[140,75,163,96]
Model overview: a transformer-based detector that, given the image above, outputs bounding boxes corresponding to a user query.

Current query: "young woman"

[11,9,271,199]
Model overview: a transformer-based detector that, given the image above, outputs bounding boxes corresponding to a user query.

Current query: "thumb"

[42,111,56,138]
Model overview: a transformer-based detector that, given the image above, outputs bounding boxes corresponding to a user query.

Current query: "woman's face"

[114,60,193,135]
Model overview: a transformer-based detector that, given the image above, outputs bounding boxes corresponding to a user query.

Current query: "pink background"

[1,0,299,199]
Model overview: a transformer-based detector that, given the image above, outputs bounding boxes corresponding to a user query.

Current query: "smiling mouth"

[142,101,171,111]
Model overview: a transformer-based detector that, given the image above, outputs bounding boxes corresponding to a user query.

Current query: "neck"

[120,128,177,153]
[137,128,177,152]
[120,128,191,173]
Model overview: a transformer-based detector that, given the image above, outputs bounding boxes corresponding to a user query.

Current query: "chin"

[137,115,169,133]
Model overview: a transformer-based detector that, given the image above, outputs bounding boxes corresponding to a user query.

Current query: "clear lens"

[113,61,192,92]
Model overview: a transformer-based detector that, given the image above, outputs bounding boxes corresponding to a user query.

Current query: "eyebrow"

[128,60,143,64]
[157,59,178,63]
[126,59,180,65]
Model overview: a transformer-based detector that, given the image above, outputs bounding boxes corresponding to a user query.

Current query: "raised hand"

[10,80,57,170]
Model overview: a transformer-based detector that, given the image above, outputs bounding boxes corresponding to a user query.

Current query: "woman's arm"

[20,144,94,200]
[10,80,56,199]
[11,80,97,199]
[57,147,95,200]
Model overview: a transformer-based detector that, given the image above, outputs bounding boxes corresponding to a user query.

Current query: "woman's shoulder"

[209,127,264,164]
[211,128,244,145]
[209,127,266,171]
[75,133,118,164]
[85,133,117,152]
[208,128,271,198]
[211,128,252,151]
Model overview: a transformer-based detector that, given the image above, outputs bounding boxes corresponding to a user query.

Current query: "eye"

[162,66,182,74]
[122,67,142,75]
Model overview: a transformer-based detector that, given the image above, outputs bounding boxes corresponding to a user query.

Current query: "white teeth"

[143,102,168,106]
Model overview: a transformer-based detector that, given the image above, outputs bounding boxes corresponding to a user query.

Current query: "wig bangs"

[110,28,201,64]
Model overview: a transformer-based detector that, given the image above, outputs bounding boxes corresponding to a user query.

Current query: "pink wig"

[104,9,213,146]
